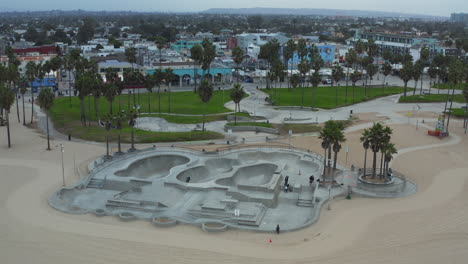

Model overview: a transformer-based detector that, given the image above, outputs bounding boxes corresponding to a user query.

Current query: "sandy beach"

[1,106,468,264]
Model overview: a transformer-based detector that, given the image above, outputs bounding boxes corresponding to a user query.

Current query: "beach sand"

[1,108,468,264]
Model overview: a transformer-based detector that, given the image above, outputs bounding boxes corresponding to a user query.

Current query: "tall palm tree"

[6,64,20,123]
[25,61,37,124]
[198,80,213,131]
[125,47,137,103]
[463,86,468,134]
[298,59,311,108]
[331,122,346,170]
[103,76,118,115]
[37,87,55,150]
[0,84,15,147]
[400,61,413,97]
[382,142,397,179]
[360,128,371,177]
[379,126,393,178]
[101,113,113,158]
[127,109,138,152]
[144,74,156,114]
[92,74,103,120]
[332,64,344,105]
[153,69,165,114]
[230,83,245,124]
[75,71,93,126]
[283,39,296,88]
[345,48,357,88]
[18,77,28,126]
[368,122,386,178]
[190,44,203,92]
[412,60,424,96]
[113,111,125,154]
[232,47,244,83]
[350,72,360,104]
[165,68,176,113]
[382,62,392,94]
[201,39,216,81]
[319,121,335,180]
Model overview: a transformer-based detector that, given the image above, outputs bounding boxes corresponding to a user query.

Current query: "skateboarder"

[186,176,191,183]
[309,175,314,185]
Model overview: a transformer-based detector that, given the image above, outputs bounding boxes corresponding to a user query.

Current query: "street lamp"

[58,144,65,186]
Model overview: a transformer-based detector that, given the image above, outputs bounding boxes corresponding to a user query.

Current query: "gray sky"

[2,0,466,17]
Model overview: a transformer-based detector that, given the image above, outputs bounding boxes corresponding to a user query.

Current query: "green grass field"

[432,83,468,90]
[48,90,236,143]
[226,122,272,128]
[262,86,408,109]
[399,94,466,103]
[450,108,467,118]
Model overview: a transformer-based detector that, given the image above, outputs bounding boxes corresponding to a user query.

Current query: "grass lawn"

[432,83,468,90]
[140,112,251,124]
[399,94,466,103]
[261,86,408,109]
[449,108,468,118]
[226,122,272,128]
[48,90,235,143]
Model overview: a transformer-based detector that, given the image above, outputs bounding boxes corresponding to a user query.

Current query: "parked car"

[322,79,333,85]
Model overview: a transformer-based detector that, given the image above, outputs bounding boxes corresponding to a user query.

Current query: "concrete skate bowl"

[238,152,300,164]
[176,166,212,183]
[216,163,278,187]
[114,155,189,179]
[205,158,240,173]
[284,160,320,175]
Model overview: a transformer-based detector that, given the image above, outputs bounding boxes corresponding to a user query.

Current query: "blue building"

[31,77,57,93]
[288,45,336,68]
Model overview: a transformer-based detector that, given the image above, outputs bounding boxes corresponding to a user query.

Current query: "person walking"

[276,224,280,234]
[285,175,289,186]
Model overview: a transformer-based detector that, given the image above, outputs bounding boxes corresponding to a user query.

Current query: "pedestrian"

[309,175,314,185]
[284,175,289,186]
[276,224,280,234]
[186,176,191,183]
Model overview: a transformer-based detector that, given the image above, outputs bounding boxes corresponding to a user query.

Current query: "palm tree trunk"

[168,85,171,113]
[80,98,86,126]
[234,103,237,125]
[379,152,384,179]
[372,150,378,178]
[323,148,327,177]
[68,70,72,106]
[446,87,456,132]
[403,82,408,97]
[130,126,135,151]
[16,89,20,123]
[158,86,161,114]
[363,148,368,177]
[94,96,99,120]
[333,150,338,170]
[46,112,51,150]
[31,91,35,124]
[6,111,11,148]
[148,91,151,114]
[117,129,122,153]
[22,95,26,126]
[106,133,110,157]
[413,80,417,95]
[87,96,92,126]
[202,102,206,131]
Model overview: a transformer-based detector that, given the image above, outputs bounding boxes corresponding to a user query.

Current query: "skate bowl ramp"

[238,152,300,164]
[176,166,212,183]
[205,158,240,173]
[216,163,278,186]
[115,155,189,179]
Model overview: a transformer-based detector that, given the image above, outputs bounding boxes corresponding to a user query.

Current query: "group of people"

[283,175,316,193]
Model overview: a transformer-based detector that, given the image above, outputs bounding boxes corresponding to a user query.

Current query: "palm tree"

[103,76,118,115]
[144,74,156,113]
[113,111,125,154]
[190,44,203,92]
[18,77,28,126]
[345,48,357,88]
[101,113,113,158]
[37,87,55,150]
[153,69,165,114]
[198,80,213,131]
[6,64,20,123]
[25,61,37,124]
[350,72,360,104]
[75,71,93,126]
[165,68,176,113]
[379,126,393,178]
[382,62,392,94]
[366,63,377,96]
[412,60,424,95]
[463,87,468,134]
[332,64,344,105]
[331,122,346,170]
[319,121,335,180]
[230,83,245,124]
[49,56,62,95]
[0,84,15,148]
[283,39,296,88]
[232,47,244,83]
[125,47,137,103]
[92,74,103,121]
[310,47,324,108]
[400,61,413,97]
[381,143,397,179]
[298,59,311,108]
[126,109,138,151]
[201,39,216,80]
[360,128,371,177]
[428,63,438,94]
[368,122,387,178]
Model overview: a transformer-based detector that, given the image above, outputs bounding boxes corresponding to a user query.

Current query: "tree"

[0,84,15,148]
[126,109,138,151]
[332,63,344,105]
[382,143,397,178]
[197,80,213,131]
[113,112,125,154]
[345,48,357,88]
[365,60,377,93]
[25,61,38,124]
[230,83,245,124]
[153,69,165,114]
[428,63,438,92]
[18,77,28,126]
[144,74,156,113]
[297,59,311,108]
[49,56,62,94]
[400,61,413,97]
[283,39,297,88]
[360,128,371,177]
[412,60,424,95]
[75,71,93,126]
[101,113,113,158]
[165,68,176,113]
[463,86,468,134]
[103,72,118,114]
[77,17,96,44]
[38,87,55,150]
[201,39,216,78]
[232,47,244,83]
[125,47,138,102]
[259,39,280,88]
[331,122,346,170]
[190,44,203,92]
[382,62,392,93]
[290,73,300,89]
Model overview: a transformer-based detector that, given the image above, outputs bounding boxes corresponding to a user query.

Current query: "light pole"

[59,144,65,186]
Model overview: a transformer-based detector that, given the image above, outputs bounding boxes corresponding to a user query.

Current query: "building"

[288,44,337,68]
[236,33,290,51]
[451,13,468,24]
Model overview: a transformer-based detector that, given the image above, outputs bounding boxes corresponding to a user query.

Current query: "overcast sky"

[2,0,467,17]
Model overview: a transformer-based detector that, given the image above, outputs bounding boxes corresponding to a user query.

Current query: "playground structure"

[428,114,450,138]
[49,146,416,232]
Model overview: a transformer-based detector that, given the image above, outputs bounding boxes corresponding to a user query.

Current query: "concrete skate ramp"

[115,155,189,179]
[176,166,212,183]
[238,152,300,164]
[217,163,278,186]
[205,158,240,173]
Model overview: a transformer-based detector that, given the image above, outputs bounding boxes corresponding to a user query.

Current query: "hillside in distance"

[202,7,447,20]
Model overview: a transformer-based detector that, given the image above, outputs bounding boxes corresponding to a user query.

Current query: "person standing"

[276,224,280,234]
[285,175,289,186]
